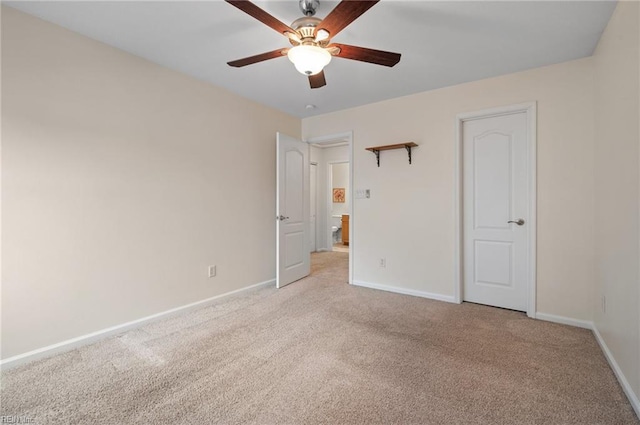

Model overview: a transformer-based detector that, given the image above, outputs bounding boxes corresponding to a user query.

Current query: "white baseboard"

[534,313,639,419]
[0,278,275,370]
[593,326,640,419]
[352,280,456,303]
[534,312,594,329]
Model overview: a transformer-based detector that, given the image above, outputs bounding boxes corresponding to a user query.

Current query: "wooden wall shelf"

[365,142,418,167]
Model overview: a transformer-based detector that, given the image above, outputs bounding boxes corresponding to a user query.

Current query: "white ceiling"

[6,1,616,118]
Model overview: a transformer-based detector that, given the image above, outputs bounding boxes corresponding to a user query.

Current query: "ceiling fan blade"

[309,71,327,89]
[315,1,379,39]
[331,43,401,67]
[227,48,288,67]
[226,0,296,36]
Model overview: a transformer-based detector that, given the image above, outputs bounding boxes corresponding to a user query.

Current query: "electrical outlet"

[208,265,216,278]
[379,258,386,268]
[601,295,606,314]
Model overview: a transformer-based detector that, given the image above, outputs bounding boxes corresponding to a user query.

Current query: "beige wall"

[1,7,300,359]
[303,58,596,321]
[593,0,640,404]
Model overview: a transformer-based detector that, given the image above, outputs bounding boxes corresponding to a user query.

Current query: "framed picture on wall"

[333,188,345,203]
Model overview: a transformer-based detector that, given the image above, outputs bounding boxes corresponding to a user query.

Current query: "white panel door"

[276,132,310,288]
[463,112,528,311]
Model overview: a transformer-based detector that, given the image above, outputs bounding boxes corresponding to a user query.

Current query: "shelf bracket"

[372,149,381,167]
[405,145,413,164]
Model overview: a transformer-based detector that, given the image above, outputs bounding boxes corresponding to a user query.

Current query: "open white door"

[276,132,310,288]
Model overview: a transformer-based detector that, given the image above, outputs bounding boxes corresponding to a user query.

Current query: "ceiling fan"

[225,0,401,89]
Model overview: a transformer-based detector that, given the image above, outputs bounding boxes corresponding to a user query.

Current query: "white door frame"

[305,131,354,285]
[310,162,318,252]
[454,102,537,318]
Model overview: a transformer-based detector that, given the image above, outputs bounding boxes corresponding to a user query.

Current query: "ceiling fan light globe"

[315,29,330,42]
[287,45,331,76]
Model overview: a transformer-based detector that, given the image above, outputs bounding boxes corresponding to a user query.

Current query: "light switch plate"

[355,189,371,199]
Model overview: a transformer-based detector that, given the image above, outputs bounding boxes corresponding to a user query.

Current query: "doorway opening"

[329,161,350,253]
[306,132,354,285]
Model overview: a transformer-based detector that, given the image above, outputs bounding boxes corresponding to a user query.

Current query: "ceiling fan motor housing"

[291,16,322,41]
[299,0,320,16]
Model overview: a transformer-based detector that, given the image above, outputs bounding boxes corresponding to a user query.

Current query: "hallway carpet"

[1,251,638,424]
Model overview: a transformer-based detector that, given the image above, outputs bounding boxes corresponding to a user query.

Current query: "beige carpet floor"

[1,251,638,424]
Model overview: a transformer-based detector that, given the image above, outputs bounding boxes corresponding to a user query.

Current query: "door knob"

[277,215,289,221]
[508,219,525,226]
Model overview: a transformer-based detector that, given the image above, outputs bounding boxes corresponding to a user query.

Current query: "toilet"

[332,226,341,243]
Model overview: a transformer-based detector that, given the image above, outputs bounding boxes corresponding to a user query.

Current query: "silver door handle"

[508,219,525,226]
[277,215,289,221]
